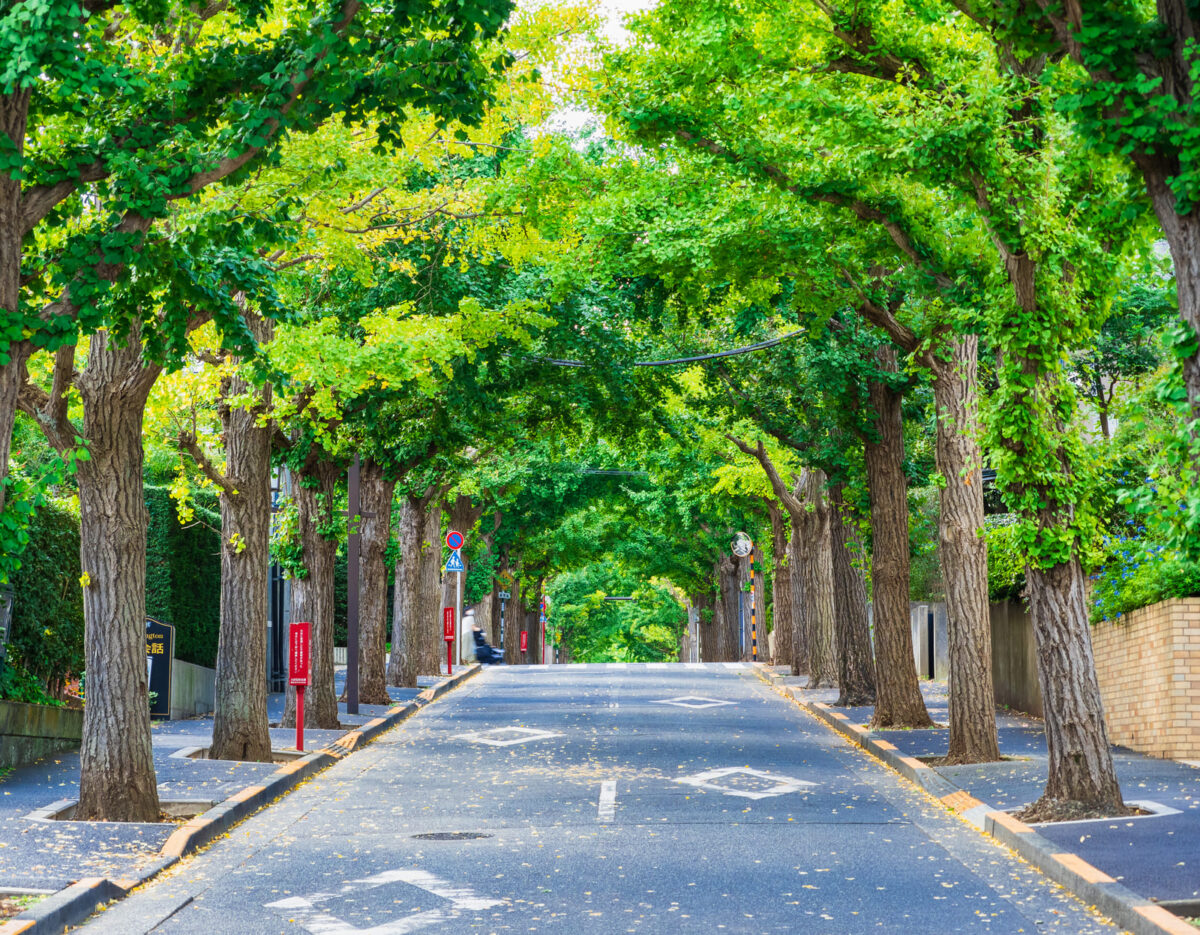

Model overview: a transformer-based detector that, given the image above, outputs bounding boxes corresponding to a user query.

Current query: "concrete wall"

[170,659,215,720]
[910,602,949,680]
[1092,598,1200,758]
[0,700,82,769]
[989,599,1042,718]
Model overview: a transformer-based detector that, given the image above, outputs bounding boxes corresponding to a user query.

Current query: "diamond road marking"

[265,868,504,934]
[458,726,562,747]
[652,695,736,709]
[676,766,817,800]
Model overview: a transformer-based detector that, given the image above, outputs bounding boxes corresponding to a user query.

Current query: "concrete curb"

[1,665,482,935]
[753,663,1197,935]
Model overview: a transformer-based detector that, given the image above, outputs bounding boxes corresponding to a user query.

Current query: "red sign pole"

[443,608,455,676]
[289,622,311,752]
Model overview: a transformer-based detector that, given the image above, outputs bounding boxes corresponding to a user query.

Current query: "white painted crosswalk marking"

[265,868,503,934]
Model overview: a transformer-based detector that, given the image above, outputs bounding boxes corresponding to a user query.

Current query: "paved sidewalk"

[767,669,1200,919]
[0,671,437,892]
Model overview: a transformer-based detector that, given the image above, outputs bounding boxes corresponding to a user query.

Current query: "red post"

[289,622,311,753]
[443,608,455,676]
[296,687,305,753]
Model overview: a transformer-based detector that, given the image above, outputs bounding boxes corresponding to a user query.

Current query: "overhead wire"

[525,329,806,368]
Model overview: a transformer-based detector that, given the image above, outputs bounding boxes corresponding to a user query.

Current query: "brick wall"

[1091,598,1200,759]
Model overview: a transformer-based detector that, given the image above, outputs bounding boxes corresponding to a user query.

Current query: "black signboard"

[145,617,174,720]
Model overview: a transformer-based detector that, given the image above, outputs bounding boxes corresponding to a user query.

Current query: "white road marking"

[652,695,736,709]
[598,780,617,821]
[685,663,705,669]
[458,726,562,746]
[265,868,503,934]
[646,663,670,669]
[675,766,817,800]
[722,662,748,669]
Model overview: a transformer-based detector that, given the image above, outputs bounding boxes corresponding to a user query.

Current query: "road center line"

[598,780,617,821]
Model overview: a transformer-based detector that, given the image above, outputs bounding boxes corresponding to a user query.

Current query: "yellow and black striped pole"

[750,547,758,662]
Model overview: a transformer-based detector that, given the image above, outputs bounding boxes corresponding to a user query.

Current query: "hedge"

[145,486,222,668]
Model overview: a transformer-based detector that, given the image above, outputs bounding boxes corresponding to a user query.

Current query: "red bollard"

[443,608,455,676]
[289,621,311,753]
[296,686,305,752]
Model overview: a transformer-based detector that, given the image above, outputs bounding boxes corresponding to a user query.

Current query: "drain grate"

[411,831,493,841]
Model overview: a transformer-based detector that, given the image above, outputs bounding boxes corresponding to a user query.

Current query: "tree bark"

[504,573,522,664]
[829,484,876,706]
[209,319,273,762]
[1026,557,1123,810]
[715,552,742,662]
[420,500,443,675]
[767,501,794,669]
[788,525,808,677]
[930,335,999,763]
[73,329,163,821]
[388,490,434,688]
[356,460,394,705]
[0,91,30,518]
[691,589,716,662]
[800,470,837,688]
[864,346,933,728]
[282,463,340,730]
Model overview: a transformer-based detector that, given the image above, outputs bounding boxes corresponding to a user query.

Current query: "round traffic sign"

[445,529,465,551]
[731,532,753,557]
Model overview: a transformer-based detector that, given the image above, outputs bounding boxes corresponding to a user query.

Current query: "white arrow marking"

[598,780,617,821]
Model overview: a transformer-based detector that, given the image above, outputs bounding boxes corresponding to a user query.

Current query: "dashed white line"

[598,780,617,821]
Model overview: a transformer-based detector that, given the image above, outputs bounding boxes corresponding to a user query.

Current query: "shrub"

[986,515,1026,602]
[1090,537,1200,622]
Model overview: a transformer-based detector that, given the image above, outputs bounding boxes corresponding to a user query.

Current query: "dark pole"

[346,455,361,714]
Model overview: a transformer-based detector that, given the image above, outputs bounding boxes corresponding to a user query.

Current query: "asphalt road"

[78,663,1121,934]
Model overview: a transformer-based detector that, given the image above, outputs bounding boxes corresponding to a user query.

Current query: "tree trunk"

[504,573,522,664]
[930,336,999,763]
[1026,557,1123,811]
[210,329,273,762]
[829,483,876,706]
[388,494,426,688]
[801,470,837,688]
[767,502,793,669]
[356,460,394,705]
[283,464,340,730]
[864,346,933,729]
[0,90,30,519]
[788,526,808,677]
[1140,162,1200,431]
[73,329,162,821]
[715,552,741,662]
[420,501,443,675]
[692,589,715,662]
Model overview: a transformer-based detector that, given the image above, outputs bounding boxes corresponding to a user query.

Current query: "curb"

[752,663,1196,935]
[0,664,481,935]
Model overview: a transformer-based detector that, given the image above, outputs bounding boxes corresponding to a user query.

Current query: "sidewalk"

[758,667,1200,933]
[0,666,474,930]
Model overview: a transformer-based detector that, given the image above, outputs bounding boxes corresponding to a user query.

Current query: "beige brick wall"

[1092,598,1200,759]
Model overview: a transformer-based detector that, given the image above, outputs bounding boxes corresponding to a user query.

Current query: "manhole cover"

[411,832,494,841]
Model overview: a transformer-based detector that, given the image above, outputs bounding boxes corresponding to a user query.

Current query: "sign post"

[445,530,465,665]
[732,533,756,661]
[289,621,311,752]
[145,618,175,720]
[497,590,510,661]
[443,607,455,675]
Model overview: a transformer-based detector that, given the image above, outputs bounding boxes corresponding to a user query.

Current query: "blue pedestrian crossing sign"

[446,550,465,573]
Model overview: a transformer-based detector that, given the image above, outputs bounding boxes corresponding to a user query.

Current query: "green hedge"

[8,498,84,698]
[144,486,222,668]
